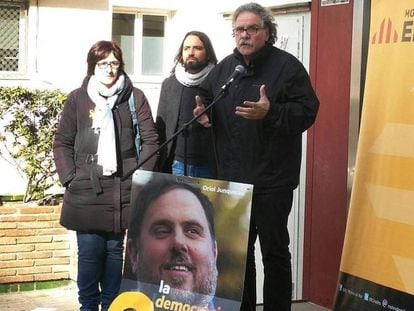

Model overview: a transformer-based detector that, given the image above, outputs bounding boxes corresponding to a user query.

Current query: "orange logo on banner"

[371,18,399,44]
[371,9,414,45]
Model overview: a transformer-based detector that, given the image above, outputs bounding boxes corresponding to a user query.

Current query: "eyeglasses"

[96,61,121,69]
[232,26,263,36]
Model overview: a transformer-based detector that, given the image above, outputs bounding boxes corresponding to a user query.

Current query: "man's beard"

[136,250,218,306]
[183,59,209,73]
[167,282,216,307]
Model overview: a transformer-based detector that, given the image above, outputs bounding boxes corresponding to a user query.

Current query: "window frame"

[112,8,170,83]
[0,1,28,78]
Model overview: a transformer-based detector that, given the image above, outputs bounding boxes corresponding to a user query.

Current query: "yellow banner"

[335,0,414,309]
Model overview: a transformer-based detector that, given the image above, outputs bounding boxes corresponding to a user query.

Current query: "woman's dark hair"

[86,40,125,76]
[232,2,278,45]
[129,178,216,244]
[172,31,218,73]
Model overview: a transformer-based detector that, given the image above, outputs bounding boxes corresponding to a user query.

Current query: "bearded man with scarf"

[156,31,217,177]
[53,40,158,311]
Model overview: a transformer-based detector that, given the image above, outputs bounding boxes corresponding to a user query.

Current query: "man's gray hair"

[232,2,277,45]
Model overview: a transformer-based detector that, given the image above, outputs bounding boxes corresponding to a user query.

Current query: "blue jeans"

[76,231,125,311]
[172,160,213,178]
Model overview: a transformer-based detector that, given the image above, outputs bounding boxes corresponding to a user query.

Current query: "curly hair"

[232,2,278,45]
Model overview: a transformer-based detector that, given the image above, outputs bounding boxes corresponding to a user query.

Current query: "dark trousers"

[240,190,293,311]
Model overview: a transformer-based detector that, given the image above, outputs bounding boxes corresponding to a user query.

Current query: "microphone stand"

[182,124,189,176]
[121,84,231,181]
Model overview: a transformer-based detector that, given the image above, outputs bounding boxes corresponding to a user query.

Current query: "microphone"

[221,65,246,90]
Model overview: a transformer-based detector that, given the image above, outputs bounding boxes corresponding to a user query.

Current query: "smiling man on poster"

[114,171,250,311]
[127,178,218,309]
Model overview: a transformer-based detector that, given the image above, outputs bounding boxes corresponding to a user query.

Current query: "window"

[112,11,166,78]
[0,1,26,74]
[142,15,164,76]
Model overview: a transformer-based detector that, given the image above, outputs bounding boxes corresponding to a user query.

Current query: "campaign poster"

[333,0,414,310]
[110,170,253,311]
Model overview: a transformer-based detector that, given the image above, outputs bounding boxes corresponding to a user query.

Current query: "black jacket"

[53,74,158,233]
[156,75,212,172]
[199,44,319,192]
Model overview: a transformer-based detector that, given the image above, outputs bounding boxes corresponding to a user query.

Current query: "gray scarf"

[175,63,215,87]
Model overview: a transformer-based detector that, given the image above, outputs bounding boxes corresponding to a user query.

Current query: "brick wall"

[0,202,76,286]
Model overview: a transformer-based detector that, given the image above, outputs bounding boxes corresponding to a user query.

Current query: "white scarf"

[175,63,215,87]
[87,74,125,176]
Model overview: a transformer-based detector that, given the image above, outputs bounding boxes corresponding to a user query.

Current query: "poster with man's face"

[110,171,253,311]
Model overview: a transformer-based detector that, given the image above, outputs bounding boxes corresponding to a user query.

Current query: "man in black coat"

[194,3,320,311]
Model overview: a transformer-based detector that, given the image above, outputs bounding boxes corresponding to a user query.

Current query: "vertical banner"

[110,170,253,311]
[334,1,414,310]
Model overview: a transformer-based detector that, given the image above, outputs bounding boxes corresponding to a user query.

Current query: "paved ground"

[0,283,79,311]
[0,282,330,311]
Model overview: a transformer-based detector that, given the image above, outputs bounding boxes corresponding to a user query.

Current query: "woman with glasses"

[53,40,158,311]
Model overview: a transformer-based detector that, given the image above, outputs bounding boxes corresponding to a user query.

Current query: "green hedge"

[0,87,67,202]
